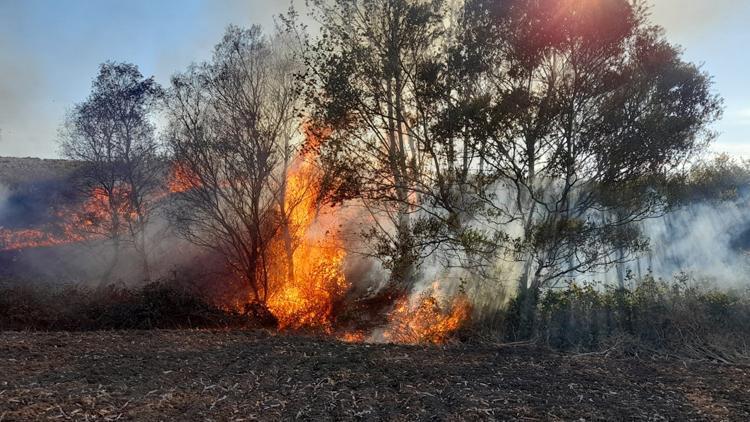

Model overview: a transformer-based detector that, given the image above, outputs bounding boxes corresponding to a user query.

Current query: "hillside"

[0,157,82,189]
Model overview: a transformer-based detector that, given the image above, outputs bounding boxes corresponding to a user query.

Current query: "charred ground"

[1,330,748,421]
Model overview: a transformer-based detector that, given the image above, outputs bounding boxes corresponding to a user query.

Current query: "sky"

[0,0,749,159]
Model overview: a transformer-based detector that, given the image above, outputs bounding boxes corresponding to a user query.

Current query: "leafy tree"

[302,0,720,321]
[451,0,721,332]
[300,0,492,293]
[676,154,750,203]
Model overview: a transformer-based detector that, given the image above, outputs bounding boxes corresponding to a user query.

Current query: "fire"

[339,331,366,343]
[258,124,472,340]
[0,185,136,252]
[168,162,200,193]
[265,153,349,331]
[0,128,471,346]
[378,292,472,344]
[72,186,137,232]
[0,227,84,252]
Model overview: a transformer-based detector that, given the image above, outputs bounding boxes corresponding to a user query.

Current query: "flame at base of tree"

[376,293,472,345]
[264,156,349,331]
[266,241,348,331]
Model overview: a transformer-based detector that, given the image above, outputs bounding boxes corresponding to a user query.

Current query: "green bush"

[531,275,750,360]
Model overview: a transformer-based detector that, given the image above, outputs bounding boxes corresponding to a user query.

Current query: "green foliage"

[530,276,750,360]
[674,154,750,203]
[299,0,722,292]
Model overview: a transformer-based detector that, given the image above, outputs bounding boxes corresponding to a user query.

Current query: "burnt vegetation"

[0,0,748,363]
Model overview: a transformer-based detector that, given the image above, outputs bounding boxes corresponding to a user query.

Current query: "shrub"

[531,275,750,361]
[0,279,255,331]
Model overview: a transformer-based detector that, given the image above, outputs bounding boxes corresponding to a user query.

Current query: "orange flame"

[339,331,366,343]
[0,227,85,252]
[168,162,201,193]
[265,154,349,331]
[379,292,472,344]
[0,185,136,252]
[1,126,472,346]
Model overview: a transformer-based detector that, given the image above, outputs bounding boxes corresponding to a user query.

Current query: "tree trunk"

[139,246,151,282]
[100,236,121,290]
[514,281,538,341]
[282,223,295,284]
[278,163,296,285]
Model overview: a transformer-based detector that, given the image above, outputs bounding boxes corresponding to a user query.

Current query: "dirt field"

[1,330,748,421]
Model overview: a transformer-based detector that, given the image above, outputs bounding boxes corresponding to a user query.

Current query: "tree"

[165,26,302,305]
[447,0,722,332]
[60,62,164,282]
[676,154,750,203]
[301,0,472,293]
[303,0,720,318]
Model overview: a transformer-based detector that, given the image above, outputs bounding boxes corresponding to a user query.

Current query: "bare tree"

[60,62,164,282]
[165,26,302,305]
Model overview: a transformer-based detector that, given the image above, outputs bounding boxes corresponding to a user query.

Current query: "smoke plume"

[604,193,750,287]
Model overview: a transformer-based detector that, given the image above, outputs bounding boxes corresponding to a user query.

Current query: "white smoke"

[0,183,9,219]
[401,181,750,312]
[602,194,750,288]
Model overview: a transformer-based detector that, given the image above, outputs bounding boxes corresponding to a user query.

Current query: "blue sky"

[0,0,749,159]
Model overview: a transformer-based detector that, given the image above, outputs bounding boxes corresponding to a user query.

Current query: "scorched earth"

[1,330,748,421]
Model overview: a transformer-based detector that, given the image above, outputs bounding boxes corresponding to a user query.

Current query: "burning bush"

[378,294,473,344]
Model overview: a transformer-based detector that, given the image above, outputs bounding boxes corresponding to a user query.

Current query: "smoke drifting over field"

[607,194,750,287]
[1,155,750,347]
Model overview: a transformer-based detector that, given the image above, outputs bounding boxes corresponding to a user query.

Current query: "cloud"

[649,0,748,39]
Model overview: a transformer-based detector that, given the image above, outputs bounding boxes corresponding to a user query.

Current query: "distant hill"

[0,157,85,229]
[0,157,83,189]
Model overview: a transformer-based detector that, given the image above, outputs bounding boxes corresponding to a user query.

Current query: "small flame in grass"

[0,185,136,252]
[339,331,366,343]
[0,228,84,252]
[168,162,201,193]
[75,186,138,229]
[1,162,201,253]
[379,293,472,345]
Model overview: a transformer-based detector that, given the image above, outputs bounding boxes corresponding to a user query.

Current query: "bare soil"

[1,330,748,421]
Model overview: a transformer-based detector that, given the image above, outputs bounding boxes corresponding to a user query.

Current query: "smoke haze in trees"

[604,193,750,288]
